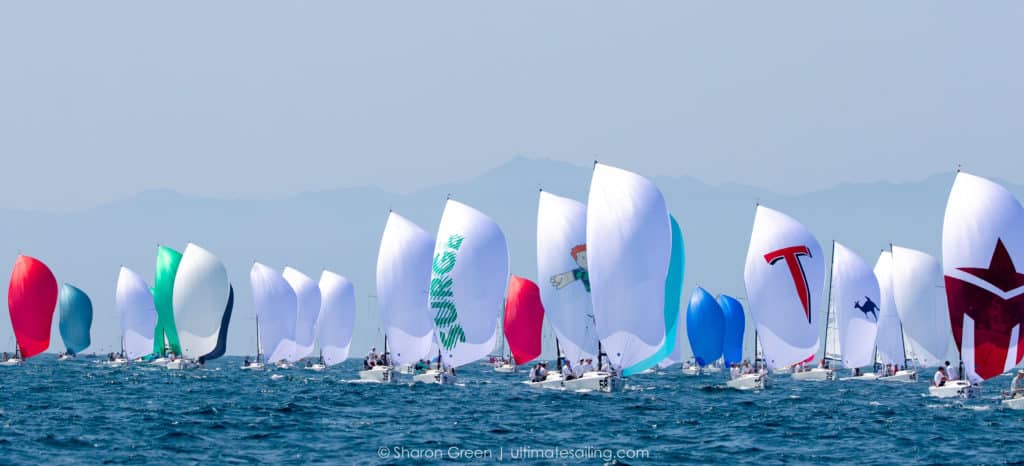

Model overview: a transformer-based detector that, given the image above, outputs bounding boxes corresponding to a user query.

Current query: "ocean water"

[1,357,1023,465]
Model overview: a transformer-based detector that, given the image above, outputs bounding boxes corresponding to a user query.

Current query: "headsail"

[116,267,157,360]
[283,267,320,361]
[873,251,905,365]
[318,270,356,366]
[429,199,509,368]
[172,243,231,359]
[685,287,725,367]
[536,191,599,364]
[718,295,746,367]
[8,255,59,359]
[250,262,297,363]
[503,276,545,366]
[58,283,93,355]
[586,163,672,373]
[153,246,183,355]
[891,246,948,368]
[942,172,1024,382]
[743,206,824,369]
[376,212,434,366]
[830,242,880,369]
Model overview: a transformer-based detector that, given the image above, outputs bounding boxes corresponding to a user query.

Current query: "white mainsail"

[283,267,320,362]
[831,242,880,369]
[172,243,230,359]
[891,246,948,368]
[428,199,509,369]
[115,267,157,359]
[942,172,1024,382]
[743,206,824,369]
[536,191,599,364]
[586,163,671,371]
[873,251,905,365]
[376,212,435,366]
[250,262,297,363]
[318,270,356,366]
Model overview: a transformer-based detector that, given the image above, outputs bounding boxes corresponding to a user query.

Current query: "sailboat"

[584,163,674,392]
[937,172,1023,404]
[57,283,93,361]
[822,242,882,381]
[116,267,157,363]
[150,245,183,366]
[418,198,509,385]
[2,255,58,367]
[720,295,764,390]
[499,276,544,375]
[317,270,355,372]
[683,287,725,376]
[367,212,433,381]
[250,262,297,372]
[743,206,825,384]
[282,267,319,370]
[167,243,231,370]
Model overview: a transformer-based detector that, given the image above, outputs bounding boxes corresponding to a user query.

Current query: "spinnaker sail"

[58,283,92,355]
[283,267,320,361]
[8,255,59,359]
[116,267,157,360]
[891,245,948,368]
[153,246,183,355]
[625,215,685,375]
[318,270,356,366]
[685,287,725,367]
[376,212,435,366]
[830,242,881,369]
[199,285,233,363]
[873,251,905,365]
[251,262,297,363]
[172,243,231,359]
[503,276,544,366]
[718,295,745,367]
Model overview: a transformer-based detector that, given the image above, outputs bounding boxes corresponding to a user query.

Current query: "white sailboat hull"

[306,363,327,372]
[878,370,917,383]
[839,372,880,381]
[359,366,395,383]
[58,354,74,361]
[166,359,198,370]
[791,368,836,381]
[0,358,23,367]
[524,371,622,392]
[726,373,766,391]
[1001,396,1024,410]
[683,365,722,376]
[493,364,517,373]
[928,380,976,398]
[524,372,565,389]
[150,357,170,367]
[412,369,457,385]
[241,362,265,371]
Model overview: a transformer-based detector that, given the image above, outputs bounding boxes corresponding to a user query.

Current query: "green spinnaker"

[153,246,183,355]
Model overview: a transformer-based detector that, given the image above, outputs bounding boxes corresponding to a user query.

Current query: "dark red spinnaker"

[504,276,545,366]
[8,255,59,359]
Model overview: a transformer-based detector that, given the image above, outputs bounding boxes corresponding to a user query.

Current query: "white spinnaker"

[172,243,230,359]
[250,262,297,363]
[873,251,905,365]
[586,163,671,371]
[376,212,435,366]
[942,172,1024,382]
[283,267,320,361]
[536,191,599,364]
[429,199,509,368]
[831,242,881,369]
[743,206,824,370]
[318,270,356,366]
[891,246,948,368]
[116,267,157,359]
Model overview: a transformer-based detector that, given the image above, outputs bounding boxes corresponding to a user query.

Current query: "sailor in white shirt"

[933,366,948,387]
[945,361,959,381]
[562,360,576,380]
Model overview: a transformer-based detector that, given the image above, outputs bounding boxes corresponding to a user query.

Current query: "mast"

[255,318,262,364]
[754,330,760,371]
[383,334,389,366]
[555,338,562,371]
[823,240,837,363]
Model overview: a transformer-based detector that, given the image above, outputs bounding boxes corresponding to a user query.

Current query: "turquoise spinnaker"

[623,215,685,376]
[58,283,93,355]
[718,294,745,367]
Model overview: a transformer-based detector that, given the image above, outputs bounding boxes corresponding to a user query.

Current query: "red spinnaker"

[504,276,545,365]
[8,255,58,359]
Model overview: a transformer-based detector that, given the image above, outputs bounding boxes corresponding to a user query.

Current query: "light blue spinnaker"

[58,283,93,355]
[686,287,725,367]
[623,215,685,376]
[718,294,745,367]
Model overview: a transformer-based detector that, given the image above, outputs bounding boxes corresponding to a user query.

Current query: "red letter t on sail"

[764,245,813,323]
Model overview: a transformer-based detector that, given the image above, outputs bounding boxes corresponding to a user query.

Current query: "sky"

[1,2,1023,211]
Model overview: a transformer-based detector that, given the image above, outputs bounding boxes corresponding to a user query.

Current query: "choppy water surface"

[2,357,1024,464]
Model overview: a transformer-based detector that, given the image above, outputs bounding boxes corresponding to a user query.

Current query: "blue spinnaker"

[718,294,745,367]
[686,287,724,367]
[58,283,93,355]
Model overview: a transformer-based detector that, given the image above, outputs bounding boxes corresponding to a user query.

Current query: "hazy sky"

[2,2,1022,210]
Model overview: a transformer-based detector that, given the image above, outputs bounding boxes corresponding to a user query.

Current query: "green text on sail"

[430,234,465,350]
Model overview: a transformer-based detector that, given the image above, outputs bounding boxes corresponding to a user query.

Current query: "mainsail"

[376,212,434,366]
[830,242,880,369]
[503,276,545,366]
[153,246,183,355]
[536,191,599,364]
[743,206,824,369]
[8,255,59,359]
[942,172,1024,382]
[718,295,746,367]
[891,245,948,368]
[172,243,231,359]
[685,287,725,367]
[58,283,93,355]
[318,270,356,366]
[116,267,157,360]
[429,199,509,369]
[873,251,906,365]
[250,262,297,363]
[586,163,672,373]
[283,267,320,361]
